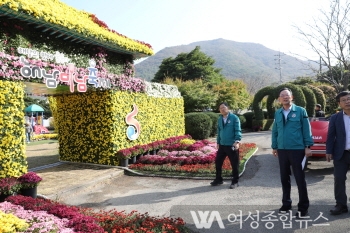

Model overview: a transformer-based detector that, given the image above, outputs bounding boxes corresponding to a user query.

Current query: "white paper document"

[301,156,307,170]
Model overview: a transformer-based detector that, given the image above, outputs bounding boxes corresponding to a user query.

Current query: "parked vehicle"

[309,118,329,158]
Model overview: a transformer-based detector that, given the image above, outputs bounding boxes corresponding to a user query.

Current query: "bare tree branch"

[293,0,350,91]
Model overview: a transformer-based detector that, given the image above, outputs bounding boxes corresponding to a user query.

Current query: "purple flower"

[18,172,42,188]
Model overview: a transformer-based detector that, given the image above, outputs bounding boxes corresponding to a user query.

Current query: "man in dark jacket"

[326,91,350,215]
[315,104,325,117]
[210,102,242,189]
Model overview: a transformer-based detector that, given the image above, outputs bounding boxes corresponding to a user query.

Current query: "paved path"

[51,131,350,232]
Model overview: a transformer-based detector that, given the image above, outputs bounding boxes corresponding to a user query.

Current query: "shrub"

[238,115,246,129]
[202,111,219,137]
[185,113,212,140]
[243,112,254,129]
[252,119,274,131]
[263,110,268,119]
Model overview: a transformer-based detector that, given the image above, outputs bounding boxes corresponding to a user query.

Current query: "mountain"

[134,38,316,84]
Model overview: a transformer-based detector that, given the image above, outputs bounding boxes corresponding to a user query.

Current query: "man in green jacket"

[271,87,313,219]
[211,102,242,189]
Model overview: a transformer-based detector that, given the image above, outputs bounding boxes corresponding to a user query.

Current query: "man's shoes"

[330,205,348,215]
[210,180,223,186]
[229,182,239,189]
[295,210,309,219]
[279,205,292,213]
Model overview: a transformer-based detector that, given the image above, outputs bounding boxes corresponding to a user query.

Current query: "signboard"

[17,47,111,94]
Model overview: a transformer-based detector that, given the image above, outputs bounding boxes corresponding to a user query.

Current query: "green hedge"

[203,112,220,137]
[185,113,212,140]
[252,86,275,121]
[252,119,274,131]
[307,85,326,113]
[299,86,316,117]
[243,112,254,129]
[238,115,247,129]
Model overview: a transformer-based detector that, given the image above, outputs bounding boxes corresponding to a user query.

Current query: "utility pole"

[274,52,285,84]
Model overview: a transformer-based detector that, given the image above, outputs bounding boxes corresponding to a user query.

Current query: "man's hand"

[232,142,240,150]
[272,149,278,157]
[305,148,312,157]
[326,154,333,162]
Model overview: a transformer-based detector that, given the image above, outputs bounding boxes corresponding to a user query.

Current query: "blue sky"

[61,0,330,62]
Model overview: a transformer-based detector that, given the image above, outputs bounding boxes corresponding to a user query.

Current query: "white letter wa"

[190,210,225,229]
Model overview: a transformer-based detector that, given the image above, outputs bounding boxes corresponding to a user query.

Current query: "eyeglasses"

[340,97,350,103]
[279,94,291,97]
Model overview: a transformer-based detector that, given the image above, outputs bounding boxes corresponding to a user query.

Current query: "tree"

[152,46,225,85]
[211,79,251,113]
[317,85,338,113]
[317,65,345,88]
[290,77,316,86]
[239,74,273,95]
[163,78,218,113]
[294,0,350,92]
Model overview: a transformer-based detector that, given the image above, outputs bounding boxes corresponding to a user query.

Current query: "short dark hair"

[335,91,350,103]
[315,104,321,108]
[219,102,229,108]
[278,87,292,96]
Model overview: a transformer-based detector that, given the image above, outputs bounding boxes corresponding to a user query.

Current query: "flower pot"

[0,193,14,202]
[20,186,37,198]
[143,151,149,156]
[121,158,129,167]
[151,150,158,155]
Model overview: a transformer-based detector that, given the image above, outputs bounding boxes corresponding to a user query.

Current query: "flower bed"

[0,201,73,233]
[32,133,58,141]
[116,135,192,159]
[0,177,20,196]
[129,141,257,177]
[2,195,192,233]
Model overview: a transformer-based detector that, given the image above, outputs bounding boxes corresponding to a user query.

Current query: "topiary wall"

[252,86,275,121]
[299,85,316,117]
[51,90,185,165]
[0,80,27,178]
[254,83,333,128]
[307,85,326,112]
[266,94,276,119]
[318,85,337,113]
